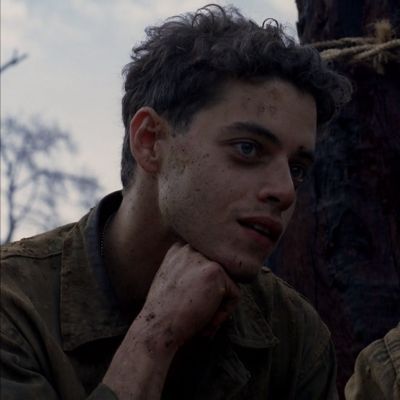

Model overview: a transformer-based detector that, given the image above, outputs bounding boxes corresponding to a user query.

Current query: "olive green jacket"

[1,193,338,399]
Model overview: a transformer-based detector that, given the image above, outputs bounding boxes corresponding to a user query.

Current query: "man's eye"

[233,142,259,158]
[290,164,308,186]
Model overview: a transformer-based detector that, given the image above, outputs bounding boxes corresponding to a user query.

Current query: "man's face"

[158,79,316,282]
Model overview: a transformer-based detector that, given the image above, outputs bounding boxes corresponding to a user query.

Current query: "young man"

[1,5,351,400]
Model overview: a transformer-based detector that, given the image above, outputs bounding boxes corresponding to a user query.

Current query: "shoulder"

[1,211,91,273]
[363,323,400,361]
[0,220,90,347]
[1,223,77,295]
[345,324,400,399]
[1,222,77,261]
[0,222,83,326]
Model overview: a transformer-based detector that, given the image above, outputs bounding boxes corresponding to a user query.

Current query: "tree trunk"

[269,1,400,397]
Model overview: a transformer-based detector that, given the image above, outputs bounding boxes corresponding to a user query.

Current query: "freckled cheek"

[194,173,238,211]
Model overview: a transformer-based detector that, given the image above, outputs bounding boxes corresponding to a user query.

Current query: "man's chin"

[180,239,264,283]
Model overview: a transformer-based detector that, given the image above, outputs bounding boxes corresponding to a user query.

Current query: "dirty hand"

[103,243,240,400]
[139,242,241,350]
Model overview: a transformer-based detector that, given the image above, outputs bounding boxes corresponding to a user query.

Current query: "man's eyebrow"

[295,148,315,163]
[225,121,315,162]
[224,121,282,147]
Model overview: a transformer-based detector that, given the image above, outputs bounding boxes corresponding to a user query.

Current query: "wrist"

[102,319,178,399]
[134,310,181,357]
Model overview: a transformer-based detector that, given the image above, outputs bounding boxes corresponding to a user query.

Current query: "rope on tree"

[311,20,400,74]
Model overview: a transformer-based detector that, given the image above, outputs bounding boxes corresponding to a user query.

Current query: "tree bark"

[269,1,400,397]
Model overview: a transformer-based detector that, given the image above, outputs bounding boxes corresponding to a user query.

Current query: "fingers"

[146,242,242,343]
[201,271,241,337]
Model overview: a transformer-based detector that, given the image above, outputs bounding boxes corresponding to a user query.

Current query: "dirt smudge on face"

[239,96,252,112]
[145,312,156,322]
[263,84,282,117]
[240,85,280,119]
[167,143,189,175]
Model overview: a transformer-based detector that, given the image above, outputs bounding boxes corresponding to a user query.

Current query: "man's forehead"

[219,78,315,112]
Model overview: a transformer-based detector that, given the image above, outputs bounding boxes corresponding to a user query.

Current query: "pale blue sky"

[1,0,298,239]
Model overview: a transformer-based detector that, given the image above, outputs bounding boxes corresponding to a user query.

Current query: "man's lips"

[237,216,283,243]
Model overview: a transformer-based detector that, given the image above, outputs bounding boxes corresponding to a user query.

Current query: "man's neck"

[102,189,173,315]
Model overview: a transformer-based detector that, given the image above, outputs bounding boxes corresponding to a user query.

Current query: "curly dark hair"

[121,4,351,189]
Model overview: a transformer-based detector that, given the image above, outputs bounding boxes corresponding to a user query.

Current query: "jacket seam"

[2,252,62,260]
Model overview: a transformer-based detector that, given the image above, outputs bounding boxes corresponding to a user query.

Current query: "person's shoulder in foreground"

[345,323,400,400]
[1,3,351,399]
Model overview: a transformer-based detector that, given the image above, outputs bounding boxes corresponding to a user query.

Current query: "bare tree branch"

[4,162,17,244]
[1,116,102,243]
[0,51,28,74]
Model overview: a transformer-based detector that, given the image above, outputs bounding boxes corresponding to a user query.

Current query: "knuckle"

[202,262,225,284]
[206,261,223,275]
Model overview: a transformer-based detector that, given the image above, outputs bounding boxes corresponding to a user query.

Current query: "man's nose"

[257,159,296,211]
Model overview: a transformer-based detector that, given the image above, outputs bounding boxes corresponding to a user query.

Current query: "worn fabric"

[1,192,338,400]
[345,323,400,400]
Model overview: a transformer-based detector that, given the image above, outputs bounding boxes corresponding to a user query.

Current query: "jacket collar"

[60,192,278,353]
[60,192,130,351]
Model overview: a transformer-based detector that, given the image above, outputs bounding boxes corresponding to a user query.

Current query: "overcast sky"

[1,0,298,239]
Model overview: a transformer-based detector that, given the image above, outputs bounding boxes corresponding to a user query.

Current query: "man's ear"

[129,107,168,173]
